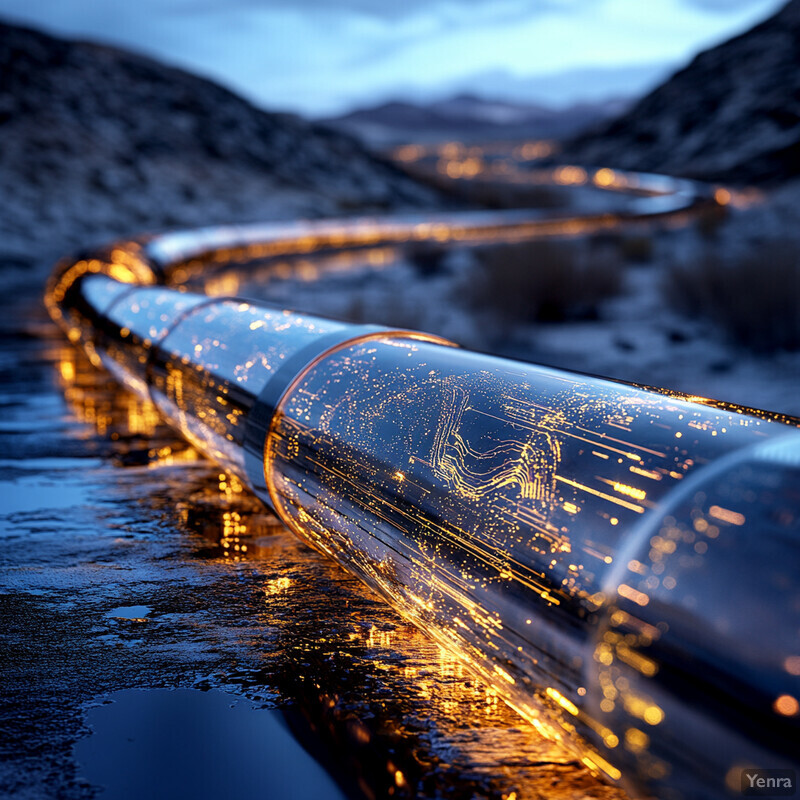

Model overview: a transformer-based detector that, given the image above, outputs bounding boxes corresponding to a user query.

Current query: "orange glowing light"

[546,687,579,716]
[613,482,647,501]
[618,584,649,607]
[594,168,616,187]
[394,145,423,162]
[785,656,800,676]
[774,695,799,716]
[708,505,745,526]
[714,188,732,206]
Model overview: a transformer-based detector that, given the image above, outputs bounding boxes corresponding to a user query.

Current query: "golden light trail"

[46,168,800,800]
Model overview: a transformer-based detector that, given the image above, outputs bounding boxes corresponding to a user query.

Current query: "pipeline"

[46,195,799,800]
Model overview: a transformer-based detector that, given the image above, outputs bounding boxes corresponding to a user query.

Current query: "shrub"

[405,242,447,277]
[463,239,623,325]
[663,240,800,352]
[620,235,654,263]
[457,181,568,210]
[695,205,728,240]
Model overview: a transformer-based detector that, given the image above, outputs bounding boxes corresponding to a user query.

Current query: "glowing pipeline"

[47,235,800,800]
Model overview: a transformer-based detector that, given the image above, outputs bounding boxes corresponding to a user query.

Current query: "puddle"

[0,470,98,519]
[106,606,151,620]
[75,688,347,800]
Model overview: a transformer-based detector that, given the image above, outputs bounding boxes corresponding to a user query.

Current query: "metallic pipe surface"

[47,205,799,800]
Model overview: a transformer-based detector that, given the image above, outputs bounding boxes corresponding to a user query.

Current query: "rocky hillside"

[561,0,800,183]
[0,21,437,273]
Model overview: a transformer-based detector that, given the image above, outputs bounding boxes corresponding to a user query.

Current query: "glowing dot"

[709,505,745,526]
[618,583,649,607]
[785,656,800,676]
[625,728,649,752]
[643,705,664,725]
[714,188,731,205]
[594,168,616,187]
[774,695,799,716]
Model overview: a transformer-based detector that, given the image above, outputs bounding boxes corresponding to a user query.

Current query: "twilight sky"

[0,0,785,116]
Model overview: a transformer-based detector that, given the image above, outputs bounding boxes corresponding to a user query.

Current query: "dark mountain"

[560,0,800,183]
[0,21,436,272]
[324,94,630,148]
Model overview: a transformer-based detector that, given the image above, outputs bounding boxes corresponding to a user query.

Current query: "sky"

[0,0,786,116]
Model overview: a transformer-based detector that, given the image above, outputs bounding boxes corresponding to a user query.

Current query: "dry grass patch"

[463,239,623,325]
[664,240,800,352]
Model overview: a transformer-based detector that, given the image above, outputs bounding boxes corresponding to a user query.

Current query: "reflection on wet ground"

[75,689,347,800]
[0,292,627,798]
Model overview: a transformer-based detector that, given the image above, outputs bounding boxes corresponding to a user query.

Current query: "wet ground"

[0,289,627,799]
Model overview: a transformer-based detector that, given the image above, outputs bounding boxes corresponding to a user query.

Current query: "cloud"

[0,0,786,115]
[172,0,590,21]
[679,0,780,10]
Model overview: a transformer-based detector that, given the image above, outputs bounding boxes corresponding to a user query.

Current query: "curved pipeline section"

[46,173,799,800]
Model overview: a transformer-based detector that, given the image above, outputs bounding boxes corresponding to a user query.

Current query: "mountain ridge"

[0,19,437,271]
[559,0,800,183]
[324,94,630,147]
